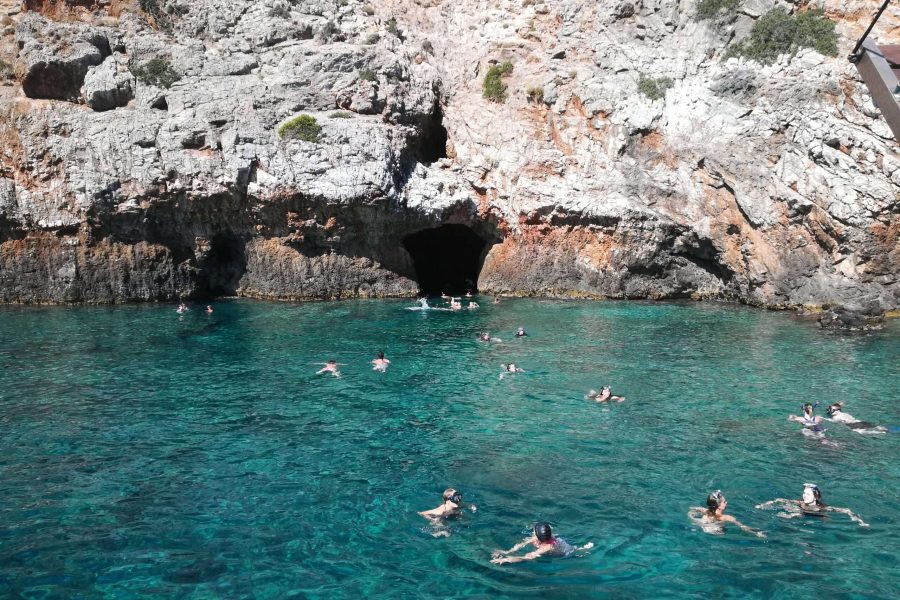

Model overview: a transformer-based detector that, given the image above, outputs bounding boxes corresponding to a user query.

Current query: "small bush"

[279,114,322,142]
[358,68,377,82]
[526,86,544,103]
[727,9,838,65]
[386,17,400,37]
[695,0,738,21]
[133,58,181,88]
[0,60,12,80]
[482,61,513,103]
[637,74,673,101]
[329,111,354,118]
[364,33,380,44]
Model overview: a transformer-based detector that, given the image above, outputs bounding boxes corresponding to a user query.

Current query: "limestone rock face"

[0,0,897,309]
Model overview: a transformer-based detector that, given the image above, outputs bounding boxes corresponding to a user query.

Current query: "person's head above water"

[507,363,517,371]
[706,490,726,512]
[327,360,337,365]
[802,403,815,417]
[376,351,385,360]
[442,488,462,505]
[826,402,844,417]
[802,483,822,506]
[534,521,553,543]
[480,332,490,340]
[516,327,525,335]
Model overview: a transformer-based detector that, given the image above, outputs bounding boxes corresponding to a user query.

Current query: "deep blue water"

[0,298,898,599]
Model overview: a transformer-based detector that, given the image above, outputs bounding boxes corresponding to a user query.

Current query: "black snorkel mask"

[449,492,462,505]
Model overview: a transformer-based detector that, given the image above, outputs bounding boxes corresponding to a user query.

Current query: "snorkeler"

[372,351,390,372]
[176,302,189,314]
[499,363,524,380]
[205,305,214,314]
[491,522,593,564]
[478,332,501,343]
[419,488,476,536]
[826,402,887,434]
[756,483,869,526]
[515,327,527,337]
[788,403,824,432]
[467,301,479,310]
[315,360,342,377]
[688,490,765,537]
[587,386,625,403]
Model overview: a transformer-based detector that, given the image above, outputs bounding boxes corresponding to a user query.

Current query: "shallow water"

[0,298,898,599]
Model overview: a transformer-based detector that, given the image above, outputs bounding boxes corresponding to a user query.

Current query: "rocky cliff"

[0,0,897,309]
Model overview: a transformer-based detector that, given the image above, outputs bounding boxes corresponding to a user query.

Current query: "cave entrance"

[402,224,486,295]
[201,232,246,297]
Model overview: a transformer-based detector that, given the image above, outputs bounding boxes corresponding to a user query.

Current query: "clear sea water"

[1,298,898,599]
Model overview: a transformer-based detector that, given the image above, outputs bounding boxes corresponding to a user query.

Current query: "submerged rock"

[818,306,886,331]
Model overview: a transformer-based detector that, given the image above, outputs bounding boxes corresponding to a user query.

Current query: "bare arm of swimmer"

[491,538,531,559]
[491,543,555,564]
[825,506,869,527]
[719,514,766,538]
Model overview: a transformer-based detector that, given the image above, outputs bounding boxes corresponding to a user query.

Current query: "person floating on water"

[491,522,593,564]
[467,301,479,310]
[418,488,476,537]
[515,327,527,337]
[788,403,824,433]
[756,483,869,526]
[478,332,501,343]
[688,490,765,537]
[176,302,189,314]
[587,386,625,403]
[372,351,390,372]
[499,363,524,380]
[316,360,342,377]
[465,290,473,298]
[493,297,501,305]
[205,305,214,314]
[418,298,429,309]
[450,298,462,310]
[826,402,887,434]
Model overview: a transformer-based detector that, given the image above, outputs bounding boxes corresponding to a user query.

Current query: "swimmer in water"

[515,327,527,337]
[491,522,593,564]
[418,488,476,537]
[756,483,869,526]
[205,305,214,314]
[826,402,887,434]
[493,296,501,305]
[688,490,765,537]
[478,332,501,343]
[176,302,189,314]
[315,360,342,377]
[450,298,462,310]
[587,386,625,403]
[417,297,430,309]
[789,403,824,432]
[372,351,390,372]
[499,363,524,380]
[468,301,479,310]
[465,291,473,298]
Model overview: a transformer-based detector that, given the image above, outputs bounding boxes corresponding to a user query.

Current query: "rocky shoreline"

[0,0,897,311]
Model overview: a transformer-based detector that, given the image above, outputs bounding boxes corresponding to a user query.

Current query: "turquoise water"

[1,298,898,599]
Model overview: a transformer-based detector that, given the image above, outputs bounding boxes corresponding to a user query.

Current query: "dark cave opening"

[402,224,487,295]
[201,232,246,296]
[418,102,448,163]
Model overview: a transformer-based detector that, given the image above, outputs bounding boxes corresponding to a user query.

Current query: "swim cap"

[534,521,553,542]
[706,490,725,510]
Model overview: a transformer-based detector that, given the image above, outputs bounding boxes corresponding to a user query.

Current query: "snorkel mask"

[449,492,462,505]
[826,403,842,417]
[802,483,820,505]
[706,489,725,510]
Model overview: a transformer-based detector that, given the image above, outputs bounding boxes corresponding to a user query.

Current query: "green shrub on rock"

[727,9,838,64]
[482,61,513,103]
[637,74,673,101]
[279,114,322,142]
[526,86,544,104]
[133,58,181,88]
[358,68,377,82]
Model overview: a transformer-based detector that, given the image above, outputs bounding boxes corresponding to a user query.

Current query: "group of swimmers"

[416,480,869,565]
[789,402,888,435]
[688,483,868,537]
[175,302,214,315]
[417,488,594,562]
